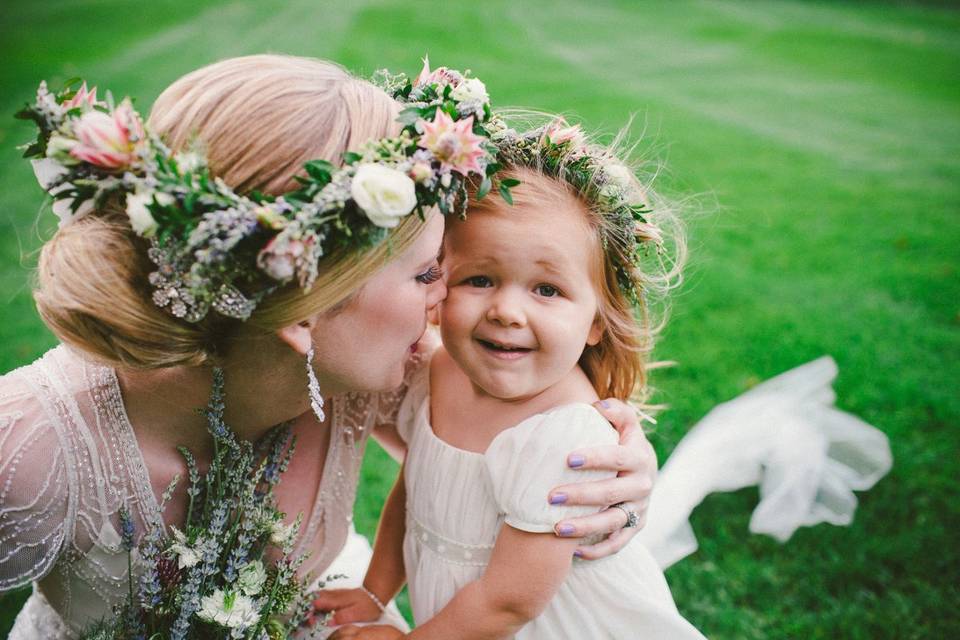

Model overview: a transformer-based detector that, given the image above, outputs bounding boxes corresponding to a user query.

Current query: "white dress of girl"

[397,354,707,639]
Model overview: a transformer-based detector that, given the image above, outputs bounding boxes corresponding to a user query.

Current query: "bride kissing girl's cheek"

[0,54,654,638]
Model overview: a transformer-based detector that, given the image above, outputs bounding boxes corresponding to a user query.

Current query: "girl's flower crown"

[16,59,506,323]
[491,118,663,304]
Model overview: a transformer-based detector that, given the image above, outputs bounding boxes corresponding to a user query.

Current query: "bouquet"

[82,369,331,640]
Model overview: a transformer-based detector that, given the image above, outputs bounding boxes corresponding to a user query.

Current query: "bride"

[0,55,658,638]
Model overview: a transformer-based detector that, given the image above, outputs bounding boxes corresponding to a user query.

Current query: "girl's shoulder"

[504,402,617,449]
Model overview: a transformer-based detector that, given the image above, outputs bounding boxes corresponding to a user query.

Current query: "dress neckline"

[412,362,598,457]
[99,354,339,551]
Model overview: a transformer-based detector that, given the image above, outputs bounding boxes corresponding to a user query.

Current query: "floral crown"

[490,118,663,304]
[16,59,507,322]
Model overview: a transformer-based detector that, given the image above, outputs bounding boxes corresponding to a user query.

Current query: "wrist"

[360,583,387,613]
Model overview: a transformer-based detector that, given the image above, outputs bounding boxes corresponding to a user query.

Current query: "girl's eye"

[416,265,444,284]
[466,275,492,288]
[535,284,561,298]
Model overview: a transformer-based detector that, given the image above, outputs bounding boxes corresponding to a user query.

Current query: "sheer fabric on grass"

[638,356,893,569]
[0,344,414,638]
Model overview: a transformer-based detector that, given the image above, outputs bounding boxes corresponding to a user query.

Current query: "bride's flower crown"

[491,118,664,305]
[16,59,507,322]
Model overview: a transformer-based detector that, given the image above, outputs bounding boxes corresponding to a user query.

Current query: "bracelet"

[361,585,386,613]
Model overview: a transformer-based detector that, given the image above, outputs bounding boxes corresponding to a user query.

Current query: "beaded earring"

[306,345,325,423]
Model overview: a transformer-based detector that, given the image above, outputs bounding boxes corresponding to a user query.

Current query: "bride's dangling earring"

[306,345,325,422]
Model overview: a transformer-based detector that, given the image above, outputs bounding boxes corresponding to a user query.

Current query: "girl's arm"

[552,398,658,558]
[332,525,577,640]
[408,525,578,639]
[313,465,409,626]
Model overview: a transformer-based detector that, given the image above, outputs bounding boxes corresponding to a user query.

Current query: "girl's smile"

[439,199,602,403]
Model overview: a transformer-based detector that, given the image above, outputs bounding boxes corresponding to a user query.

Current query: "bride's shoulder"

[1,344,96,418]
[0,348,78,589]
[1,349,55,412]
[0,347,74,453]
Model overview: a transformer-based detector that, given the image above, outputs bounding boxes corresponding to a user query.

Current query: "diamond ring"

[611,502,639,528]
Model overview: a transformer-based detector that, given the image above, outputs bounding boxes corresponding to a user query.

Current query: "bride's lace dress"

[0,345,409,638]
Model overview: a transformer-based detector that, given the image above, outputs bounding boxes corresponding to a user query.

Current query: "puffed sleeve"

[484,404,618,533]
[0,372,72,591]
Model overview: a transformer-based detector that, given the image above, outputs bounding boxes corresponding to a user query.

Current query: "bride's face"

[309,213,446,394]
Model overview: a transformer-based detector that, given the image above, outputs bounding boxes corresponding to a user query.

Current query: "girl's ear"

[275,318,316,356]
[587,315,603,346]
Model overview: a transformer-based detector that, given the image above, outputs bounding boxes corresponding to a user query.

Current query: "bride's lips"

[476,338,533,360]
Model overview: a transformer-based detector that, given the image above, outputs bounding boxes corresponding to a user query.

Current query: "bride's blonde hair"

[34,54,429,369]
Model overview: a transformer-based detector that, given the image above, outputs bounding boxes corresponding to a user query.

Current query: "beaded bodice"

[0,345,399,637]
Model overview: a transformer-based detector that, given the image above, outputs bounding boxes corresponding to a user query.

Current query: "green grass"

[2,1,958,637]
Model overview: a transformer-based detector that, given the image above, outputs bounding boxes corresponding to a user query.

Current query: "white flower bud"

[451,78,489,106]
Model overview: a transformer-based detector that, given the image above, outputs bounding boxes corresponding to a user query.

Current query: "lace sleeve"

[0,372,72,591]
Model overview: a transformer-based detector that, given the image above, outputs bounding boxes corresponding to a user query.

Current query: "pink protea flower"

[542,118,585,147]
[413,55,463,89]
[63,82,100,110]
[70,98,146,170]
[417,110,485,176]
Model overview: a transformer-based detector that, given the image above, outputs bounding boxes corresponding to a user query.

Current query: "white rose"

[451,78,489,106]
[603,162,634,189]
[350,163,417,228]
[125,191,160,237]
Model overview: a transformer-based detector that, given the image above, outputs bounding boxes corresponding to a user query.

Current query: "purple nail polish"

[573,550,583,558]
[597,399,611,409]
[550,493,568,505]
[568,455,585,468]
[558,524,575,536]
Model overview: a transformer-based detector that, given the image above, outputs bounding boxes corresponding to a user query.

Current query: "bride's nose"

[426,277,447,312]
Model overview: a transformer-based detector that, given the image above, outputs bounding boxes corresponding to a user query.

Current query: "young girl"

[314,118,706,639]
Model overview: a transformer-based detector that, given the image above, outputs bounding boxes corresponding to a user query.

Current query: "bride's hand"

[330,624,405,639]
[313,588,383,626]
[549,398,657,560]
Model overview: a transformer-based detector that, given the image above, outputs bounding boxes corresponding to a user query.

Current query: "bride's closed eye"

[416,265,444,284]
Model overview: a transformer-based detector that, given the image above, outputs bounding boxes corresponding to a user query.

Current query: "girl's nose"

[485,288,526,327]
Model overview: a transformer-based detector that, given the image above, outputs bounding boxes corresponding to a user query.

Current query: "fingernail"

[573,550,583,558]
[557,524,576,536]
[550,492,568,505]
[596,399,611,409]
[568,455,585,468]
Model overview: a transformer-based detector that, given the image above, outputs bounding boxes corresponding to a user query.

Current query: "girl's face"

[440,200,602,402]
[310,212,446,394]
